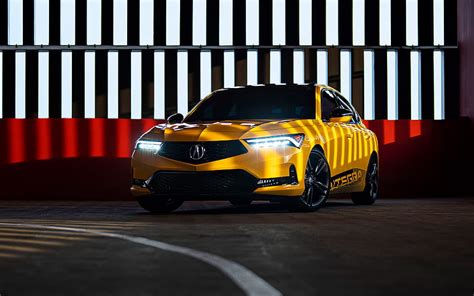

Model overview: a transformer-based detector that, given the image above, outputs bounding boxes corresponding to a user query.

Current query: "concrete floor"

[0,198,473,296]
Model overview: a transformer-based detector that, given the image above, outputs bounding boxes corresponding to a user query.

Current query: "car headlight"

[135,140,163,152]
[245,134,305,149]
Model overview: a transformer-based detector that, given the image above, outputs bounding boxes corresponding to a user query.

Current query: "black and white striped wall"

[0,0,458,120]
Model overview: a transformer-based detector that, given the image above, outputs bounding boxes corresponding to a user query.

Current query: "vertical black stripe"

[24,0,35,45]
[95,50,108,118]
[3,51,15,118]
[286,0,299,46]
[374,49,387,119]
[154,0,166,45]
[49,51,61,118]
[312,0,325,45]
[0,0,7,44]
[72,50,84,117]
[188,49,200,108]
[233,0,246,46]
[180,0,192,45]
[365,0,379,46]
[235,49,247,85]
[398,50,410,119]
[445,0,457,46]
[207,0,219,45]
[118,50,131,117]
[391,0,406,46]
[352,48,364,116]
[328,48,339,89]
[211,49,223,90]
[50,0,60,45]
[127,0,139,45]
[142,49,154,118]
[418,0,433,45]
[25,51,38,117]
[259,0,272,45]
[421,50,434,119]
[304,49,317,83]
[339,0,352,46]
[165,50,177,116]
[102,0,113,45]
[76,0,87,45]
[258,49,270,84]
[281,48,293,83]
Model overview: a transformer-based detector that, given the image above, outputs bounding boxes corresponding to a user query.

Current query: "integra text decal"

[330,169,364,190]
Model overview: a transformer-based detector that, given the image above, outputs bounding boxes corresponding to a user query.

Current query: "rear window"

[185,86,315,122]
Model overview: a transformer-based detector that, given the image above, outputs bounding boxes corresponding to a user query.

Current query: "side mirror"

[329,107,353,123]
[167,113,184,124]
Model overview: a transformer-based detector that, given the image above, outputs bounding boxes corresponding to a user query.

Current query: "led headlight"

[135,140,163,152]
[245,134,305,149]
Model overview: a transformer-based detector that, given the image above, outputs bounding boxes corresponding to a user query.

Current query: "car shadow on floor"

[135,200,356,216]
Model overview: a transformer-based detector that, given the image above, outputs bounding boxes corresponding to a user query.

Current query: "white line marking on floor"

[0,223,282,296]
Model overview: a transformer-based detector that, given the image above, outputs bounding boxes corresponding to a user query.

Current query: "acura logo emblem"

[189,144,206,160]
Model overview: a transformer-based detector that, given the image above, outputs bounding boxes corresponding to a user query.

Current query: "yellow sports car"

[131,84,379,212]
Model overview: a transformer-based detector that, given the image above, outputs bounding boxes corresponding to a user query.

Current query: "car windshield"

[184,86,315,122]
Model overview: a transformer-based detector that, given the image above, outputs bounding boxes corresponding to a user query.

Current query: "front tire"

[137,196,184,213]
[351,156,379,205]
[294,149,330,211]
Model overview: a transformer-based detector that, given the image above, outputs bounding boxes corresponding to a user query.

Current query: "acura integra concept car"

[131,84,379,213]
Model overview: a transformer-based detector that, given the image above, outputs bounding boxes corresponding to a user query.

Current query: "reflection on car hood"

[144,120,315,142]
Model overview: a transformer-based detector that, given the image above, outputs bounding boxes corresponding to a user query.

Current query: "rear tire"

[352,155,379,205]
[294,149,330,212]
[137,196,184,213]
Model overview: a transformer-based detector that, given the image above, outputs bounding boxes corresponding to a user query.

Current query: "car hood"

[142,120,314,142]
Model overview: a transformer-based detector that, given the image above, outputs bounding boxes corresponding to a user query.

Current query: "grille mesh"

[158,141,247,164]
[148,170,258,195]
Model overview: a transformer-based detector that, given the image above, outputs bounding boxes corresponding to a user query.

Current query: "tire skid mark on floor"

[0,222,282,296]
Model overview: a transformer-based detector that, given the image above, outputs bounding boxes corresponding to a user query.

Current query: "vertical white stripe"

[131,51,142,119]
[293,49,304,84]
[353,0,365,46]
[299,0,312,45]
[84,51,96,118]
[247,49,258,85]
[433,50,445,120]
[8,0,23,45]
[410,50,422,120]
[326,0,338,46]
[60,0,75,45]
[317,50,328,85]
[61,51,73,118]
[406,0,418,46]
[108,50,119,119]
[387,50,398,120]
[15,51,26,119]
[113,0,127,45]
[166,0,180,45]
[220,0,233,45]
[38,51,49,118]
[140,0,154,45]
[200,50,212,98]
[177,50,188,114]
[379,0,391,46]
[433,0,444,45]
[154,50,165,119]
[87,0,101,44]
[270,49,281,84]
[0,52,2,118]
[364,50,375,120]
[246,0,259,45]
[193,0,207,45]
[34,0,49,45]
[224,50,235,88]
[273,0,285,45]
[340,49,352,102]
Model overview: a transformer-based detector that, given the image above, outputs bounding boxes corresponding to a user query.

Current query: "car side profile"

[131,84,379,213]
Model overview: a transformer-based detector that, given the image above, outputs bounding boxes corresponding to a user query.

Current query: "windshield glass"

[184,86,315,122]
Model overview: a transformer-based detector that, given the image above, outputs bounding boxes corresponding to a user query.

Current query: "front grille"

[148,170,258,195]
[158,140,247,164]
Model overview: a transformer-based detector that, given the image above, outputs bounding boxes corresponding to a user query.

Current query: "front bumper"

[131,140,309,198]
